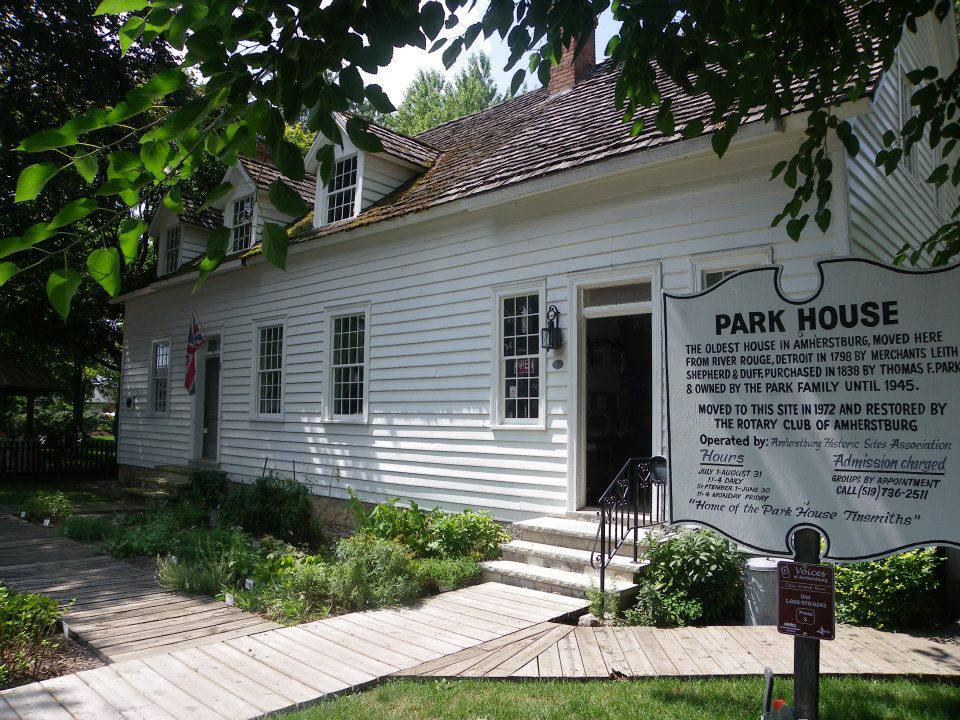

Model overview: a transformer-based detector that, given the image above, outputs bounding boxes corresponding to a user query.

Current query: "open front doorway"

[583,314,653,504]
[196,337,220,463]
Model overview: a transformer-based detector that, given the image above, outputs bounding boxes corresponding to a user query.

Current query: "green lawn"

[0,479,119,509]
[277,678,960,720]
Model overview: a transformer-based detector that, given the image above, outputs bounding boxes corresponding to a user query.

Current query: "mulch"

[0,634,104,691]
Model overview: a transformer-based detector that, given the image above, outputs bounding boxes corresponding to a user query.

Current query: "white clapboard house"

[119,17,957,593]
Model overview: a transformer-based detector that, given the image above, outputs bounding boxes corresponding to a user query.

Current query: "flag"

[185,310,206,395]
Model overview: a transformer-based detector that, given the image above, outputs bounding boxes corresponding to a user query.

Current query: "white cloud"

[365,3,621,105]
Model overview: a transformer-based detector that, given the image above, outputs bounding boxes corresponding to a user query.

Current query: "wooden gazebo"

[0,359,66,439]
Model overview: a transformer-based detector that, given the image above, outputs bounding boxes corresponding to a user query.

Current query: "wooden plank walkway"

[400,622,960,679]
[0,515,279,662]
[0,583,588,719]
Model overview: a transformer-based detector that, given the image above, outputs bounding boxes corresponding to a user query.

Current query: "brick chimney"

[547,30,596,95]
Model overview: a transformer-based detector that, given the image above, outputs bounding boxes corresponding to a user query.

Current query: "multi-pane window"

[162,226,181,275]
[501,294,540,421]
[231,196,254,252]
[256,324,283,416]
[151,341,170,413]
[326,156,358,224]
[331,313,366,417]
[702,268,739,289]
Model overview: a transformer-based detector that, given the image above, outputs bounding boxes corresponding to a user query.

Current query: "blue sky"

[369,5,621,105]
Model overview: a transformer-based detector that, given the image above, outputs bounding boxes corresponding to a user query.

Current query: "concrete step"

[121,486,174,505]
[154,464,195,479]
[480,559,637,600]
[514,516,658,555]
[501,539,646,583]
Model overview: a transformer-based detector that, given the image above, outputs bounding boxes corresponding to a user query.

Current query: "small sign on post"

[777,560,835,641]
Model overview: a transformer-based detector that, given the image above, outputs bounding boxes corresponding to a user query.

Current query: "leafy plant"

[326,535,419,611]
[0,585,62,685]
[586,583,620,621]
[414,556,480,593]
[350,491,507,561]
[100,510,181,557]
[60,514,112,542]
[219,474,323,546]
[22,491,75,523]
[834,549,945,630]
[180,469,228,515]
[428,510,508,561]
[625,528,744,627]
[623,584,702,628]
[232,562,331,625]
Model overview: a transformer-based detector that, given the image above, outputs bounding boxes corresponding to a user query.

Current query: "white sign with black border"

[664,258,960,560]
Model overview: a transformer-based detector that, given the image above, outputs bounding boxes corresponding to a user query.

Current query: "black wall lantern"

[541,305,563,350]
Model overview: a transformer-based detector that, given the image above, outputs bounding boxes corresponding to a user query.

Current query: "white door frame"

[566,262,663,511]
[192,334,223,462]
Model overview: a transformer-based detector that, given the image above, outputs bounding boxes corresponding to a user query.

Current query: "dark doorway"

[201,353,220,461]
[584,314,653,505]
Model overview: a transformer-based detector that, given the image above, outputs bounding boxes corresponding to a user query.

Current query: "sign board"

[664,259,960,560]
[777,561,835,641]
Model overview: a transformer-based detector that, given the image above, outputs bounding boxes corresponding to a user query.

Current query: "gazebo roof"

[0,358,67,396]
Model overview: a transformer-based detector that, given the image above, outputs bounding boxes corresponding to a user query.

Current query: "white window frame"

[690,247,773,292]
[490,281,547,430]
[230,194,256,253]
[161,225,181,275]
[250,319,286,421]
[323,302,371,424]
[148,338,171,415]
[319,153,363,226]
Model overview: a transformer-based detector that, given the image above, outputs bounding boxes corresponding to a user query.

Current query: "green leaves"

[47,198,97,230]
[0,262,17,288]
[364,85,395,114]
[268,179,309,217]
[420,1,445,40]
[140,140,171,179]
[87,247,121,296]
[836,121,859,158]
[46,268,82,319]
[261,223,288,270]
[118,218,148,264]
[15,162,60,202]
[194,227,230,290]
[274,140,305,181]
[17,129,74,153]
[73,153,98,183]
[345,116,383,153]
[93,0,149,14]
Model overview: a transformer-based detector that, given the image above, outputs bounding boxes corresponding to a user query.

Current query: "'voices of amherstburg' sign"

[664,258,960,560]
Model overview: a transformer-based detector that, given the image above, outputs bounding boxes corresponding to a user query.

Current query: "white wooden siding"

[119,130,848,521]
[180,225,208,266]
[847,15,959,263]
[361,154,418,210]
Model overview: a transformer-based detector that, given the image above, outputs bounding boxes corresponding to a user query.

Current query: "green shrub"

[219,474,323,546]
[353,495,440,557]
[586,583,621,620]
[60,514,112,542]
[232,562,331,625]
[23,491,75,523]
[100,510,181,557]
[414,556,481,593]
[624,528,744,627]
[157,555,230,596]
[326,534,419,611]
[428,510,508,561]
[0,585,62,684]
[180,469,228,514]
[834,549,945,630]
[350,491,508,561]
[623,584,702,628]
[173,500,208,529]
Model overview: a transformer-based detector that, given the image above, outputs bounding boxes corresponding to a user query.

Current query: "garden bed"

[0,635,103,691]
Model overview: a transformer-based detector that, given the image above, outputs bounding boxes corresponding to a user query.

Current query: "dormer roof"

[237,154,316,206]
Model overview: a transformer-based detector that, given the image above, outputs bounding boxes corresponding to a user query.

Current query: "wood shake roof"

[238,155,317,205]
[289,54,884,246]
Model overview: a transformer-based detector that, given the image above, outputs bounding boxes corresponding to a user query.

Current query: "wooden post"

[792,528,821,720]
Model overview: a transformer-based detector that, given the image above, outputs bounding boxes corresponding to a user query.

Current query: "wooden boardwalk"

[0,583,587,719]
[0,515,279,662]
[402,622,960,679]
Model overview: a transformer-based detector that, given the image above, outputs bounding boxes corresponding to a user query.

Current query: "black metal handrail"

[590,455,668,593]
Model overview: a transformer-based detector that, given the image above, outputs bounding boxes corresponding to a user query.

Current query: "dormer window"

[231,195,254,252]
[326,155,358,224]
[161,225,181,275]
